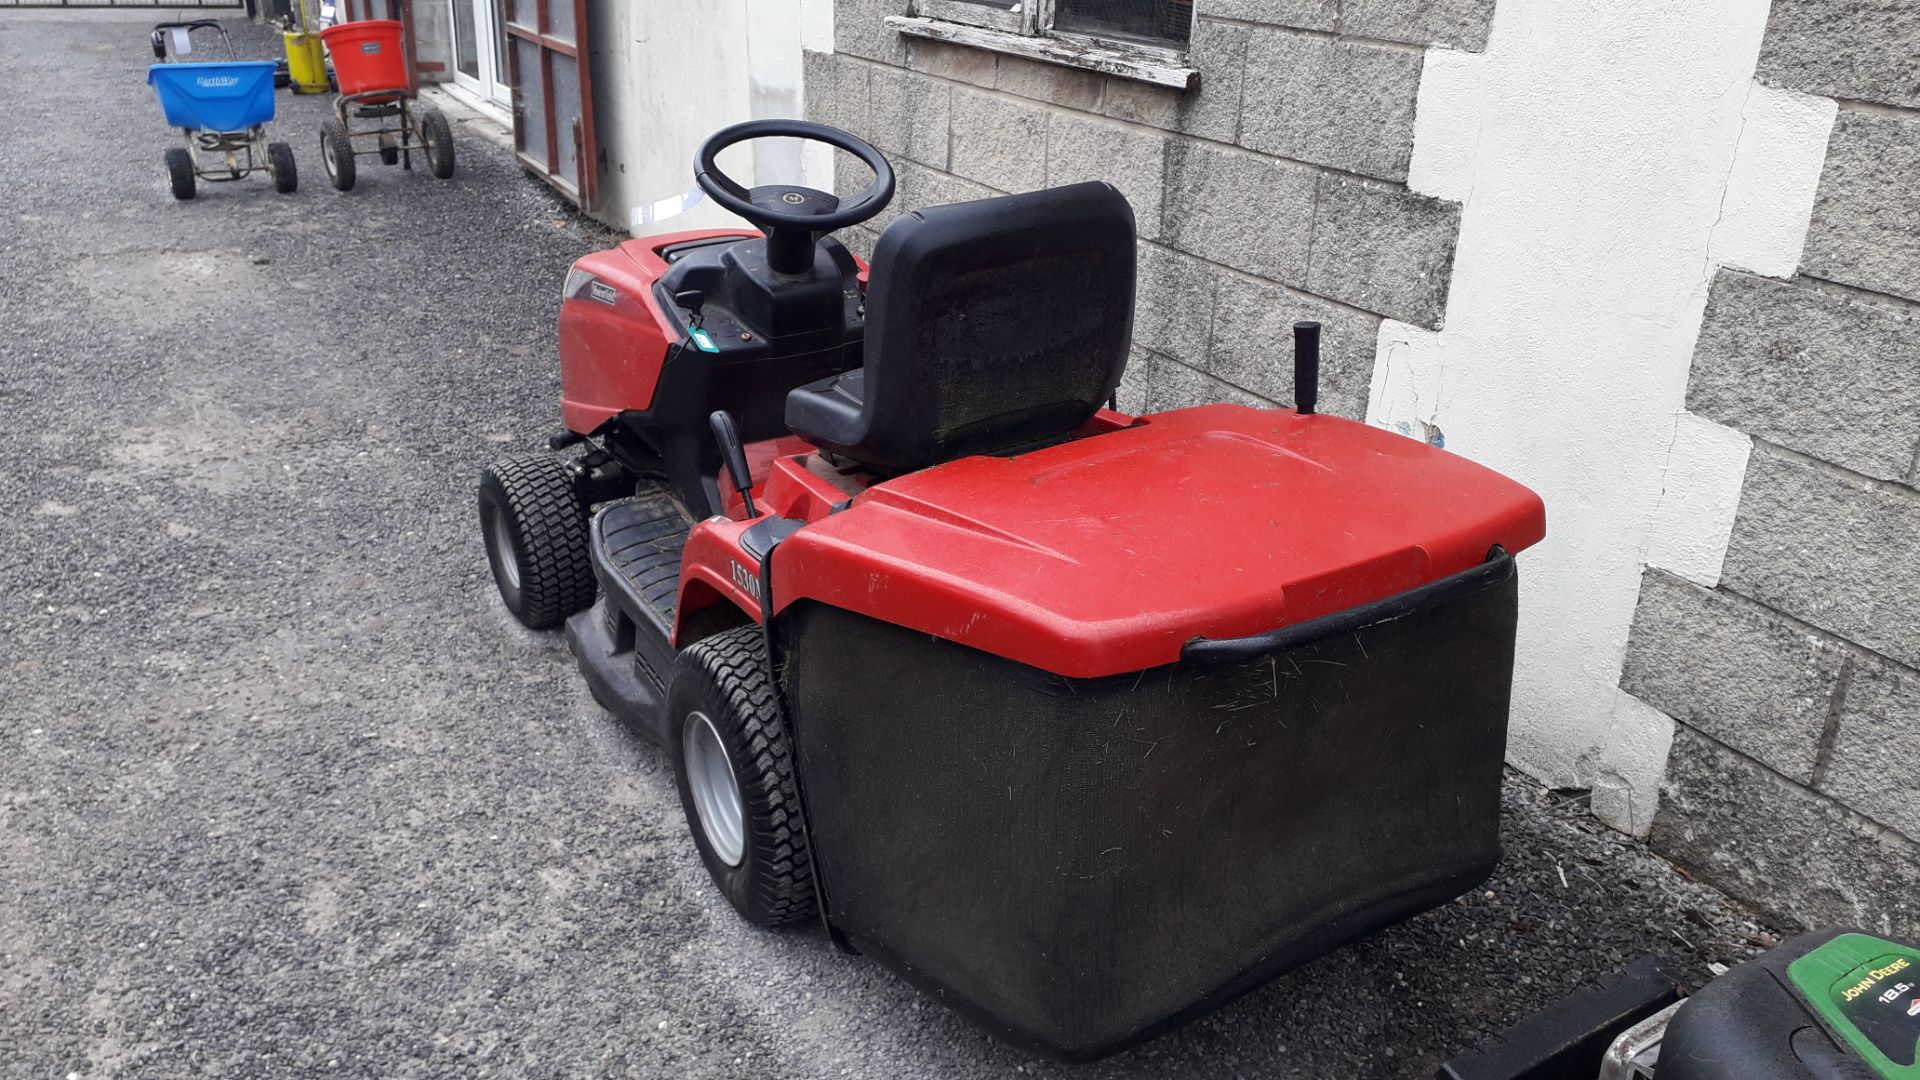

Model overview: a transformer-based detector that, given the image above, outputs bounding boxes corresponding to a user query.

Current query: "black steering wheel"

[694,119,895,273]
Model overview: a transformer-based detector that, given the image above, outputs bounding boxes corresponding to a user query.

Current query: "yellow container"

[284,31,328,95]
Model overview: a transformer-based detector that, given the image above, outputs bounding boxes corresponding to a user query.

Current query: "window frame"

[887,0,1200,89]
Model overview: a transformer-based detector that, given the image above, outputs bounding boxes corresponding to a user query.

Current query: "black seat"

[784,182,1136,472]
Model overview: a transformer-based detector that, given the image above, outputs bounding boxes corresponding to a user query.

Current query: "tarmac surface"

[0,11,1785,1079]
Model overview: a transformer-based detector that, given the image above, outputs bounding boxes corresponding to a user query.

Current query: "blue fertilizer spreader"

[147,20,296,200]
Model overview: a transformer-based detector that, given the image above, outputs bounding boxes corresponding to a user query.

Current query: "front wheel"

[419,105,455,179]
[164,147,195,201]
[320,117,356,192]
[669,625,816,928]
[477,454,595,629]
[268,141,298,193]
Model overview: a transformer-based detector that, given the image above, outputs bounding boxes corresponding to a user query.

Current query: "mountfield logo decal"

[196,75,241,88]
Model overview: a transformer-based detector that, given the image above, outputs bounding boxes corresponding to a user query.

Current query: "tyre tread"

[679,626,816,926]
[480,454,596,629]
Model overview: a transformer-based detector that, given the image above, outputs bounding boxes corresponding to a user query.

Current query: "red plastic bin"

[320,19,412,98]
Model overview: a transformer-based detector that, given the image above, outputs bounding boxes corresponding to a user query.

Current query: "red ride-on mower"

[479,119,1547,1059]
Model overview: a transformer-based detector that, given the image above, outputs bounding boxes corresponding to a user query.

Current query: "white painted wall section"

[799,0,837,189]
[593,0,753,232]
[592,0,831,233]
[1708,85,1838,279]
[1643,414,1752,589]
[1591,690,1679,837]
[1367,0,1837,818]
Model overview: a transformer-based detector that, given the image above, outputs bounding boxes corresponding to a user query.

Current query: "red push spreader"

[320,19,411,98]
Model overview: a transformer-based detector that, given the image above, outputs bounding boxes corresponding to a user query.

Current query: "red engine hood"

[771,405,1546,679]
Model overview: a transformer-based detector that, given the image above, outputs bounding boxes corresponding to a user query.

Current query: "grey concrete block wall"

[1209,275,1379,417]
[1621,570,1845,783]
[868,63,951,169]
[1721,449,1920,672]
[807,50,874,152]
[1135,242,1218,367]
[804,0,1487,419]
[1652,727,1920,935]
[1624,0,1920,926]
[1200,0,1337,32]
[1146,352,1275,411]
[1688,270,1920,482]
[1800,110,1920,305]
[1756,0,1920,110]
[1097,19,1248,143]
[1116,348,1157,413]
[1825,661,1920,840]
[1161,141,1316,286]
[948,87,1049,192]
[1201,0,1497,52]
[995,55,1104,111]
[1045,111,1167,240]
[1306,177,1462,329]
[1238,31,1422,182]
[835,0,911,66]
[1342,0,1497,52]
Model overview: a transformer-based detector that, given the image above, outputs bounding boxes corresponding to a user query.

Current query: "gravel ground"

[0,12,1786,1079]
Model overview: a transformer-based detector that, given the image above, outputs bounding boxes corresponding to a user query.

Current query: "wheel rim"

[684,710,745,867]
[322,134,338,179]
[485,506,521,591]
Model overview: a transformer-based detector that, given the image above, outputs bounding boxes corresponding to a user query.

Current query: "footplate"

[599,488,689,629]
[564,484,691,748]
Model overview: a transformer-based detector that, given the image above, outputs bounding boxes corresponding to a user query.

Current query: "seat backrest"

[855,182,1136,469]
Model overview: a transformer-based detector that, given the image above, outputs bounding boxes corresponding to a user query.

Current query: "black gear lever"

[709,410,758,519]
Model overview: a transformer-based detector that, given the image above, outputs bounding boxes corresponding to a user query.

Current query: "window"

[889,0,1199,89]
[1053,0,1193,47]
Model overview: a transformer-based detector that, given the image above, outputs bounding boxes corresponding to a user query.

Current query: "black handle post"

[709,410,758,518]
[1293,321,1321,416]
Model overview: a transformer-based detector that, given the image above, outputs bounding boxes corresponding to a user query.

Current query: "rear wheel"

[268,141,298,193]
[477,454,595,629]
[669,626,815,927]
[320,117,356,191]
[420,106,456,179]
[164,147,195,201]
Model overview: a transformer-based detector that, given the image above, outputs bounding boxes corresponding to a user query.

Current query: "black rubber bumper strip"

[1181,547,1515,666]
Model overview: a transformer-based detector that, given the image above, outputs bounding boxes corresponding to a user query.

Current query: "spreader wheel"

[164,147,195,201]
[669,626,816,928]
[419,106,456,180]
[268,141,298,194]
[320,117,356,192]
[477,454,595,629]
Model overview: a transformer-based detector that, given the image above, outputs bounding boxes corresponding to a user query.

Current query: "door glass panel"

[514,38,548,170]
[451,0,479,80]
[547,0,574,44]
[489,0,510,97]
[505,0,594,208]
[551,50,580,189]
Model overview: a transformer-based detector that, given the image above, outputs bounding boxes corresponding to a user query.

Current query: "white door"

[451,0,511,108]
